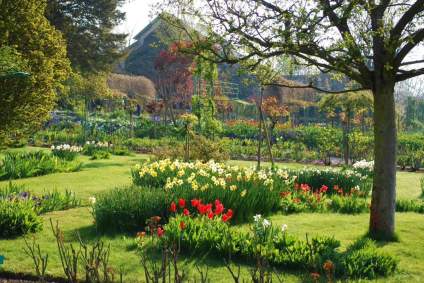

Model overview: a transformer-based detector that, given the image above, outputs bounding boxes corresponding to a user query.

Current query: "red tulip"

[197,204,207,215]
[205,203,213,213]
[157,227,165,237]
[169,202,177,213]
[222,214,230,222]
[207,212,214,219]
[214,203,224,215]
[191,199,200,208]
[178,198,186,208]
[320,185,328,193]
[183,208,190,216]
[226,209,233,218]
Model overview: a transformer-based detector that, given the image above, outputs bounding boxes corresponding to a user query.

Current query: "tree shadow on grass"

[128,157,149,164]
[81,162,128,169]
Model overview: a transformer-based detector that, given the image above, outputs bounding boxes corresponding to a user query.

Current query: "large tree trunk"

[369,81,397,240]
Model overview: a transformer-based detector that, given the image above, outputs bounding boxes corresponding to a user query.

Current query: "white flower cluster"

[85,141,113,148]
[51,144,82,152]
[353,160,374,171]
[253,214,271,228]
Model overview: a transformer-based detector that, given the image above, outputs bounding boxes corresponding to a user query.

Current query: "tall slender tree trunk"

[369,80,397,240]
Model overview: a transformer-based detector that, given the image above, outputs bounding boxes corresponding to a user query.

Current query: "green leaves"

[0,0,70,143]
[0,200,42,238]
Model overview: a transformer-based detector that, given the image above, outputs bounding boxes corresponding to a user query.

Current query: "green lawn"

[1,149,420,201]
[0,148,423,282]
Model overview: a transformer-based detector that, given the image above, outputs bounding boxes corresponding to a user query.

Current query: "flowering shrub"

[352,159,374,178]
[51,144,82,161]
[292,167,371,196]
[280,183,370,214]
[132,159,290,222]
[135,213,396,280]
[280,184,329,213]
[83,141,113,159]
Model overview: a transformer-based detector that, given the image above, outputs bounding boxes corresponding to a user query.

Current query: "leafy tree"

[214,95,234,120]
[159,0,424,240]
[45,0,127,73]
[108,73,156,107]
[192,95,223,138]
[262,96,289,135]
[0,46,26,76]
[0,0,70,143]
[154,42,195,125]
[319,91,373,164]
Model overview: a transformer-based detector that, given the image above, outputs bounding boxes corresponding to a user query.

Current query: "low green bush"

[36,190,81,214]
[155,214,340,270]
[0,182,24,199]
[396,199,424,213]
[0,151,82,180]
[50,144,82,161]
[421,176,424,197]
[110,146,132,156]
[290,167,371,196]
[279,189,369,214]
[89,150,111,160]
[0,184,81,215]
[398,134,424,171]
[92,186,168,233]
[0,200,43,238]
[342,238,398,279]
[144,214,397,280]
[328,195,369,214]
[152,135,229,162]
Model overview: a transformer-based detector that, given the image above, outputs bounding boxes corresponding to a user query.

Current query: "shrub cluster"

[138,212,397,280]
[132,160,288,222]
[0,200,42,238]
[0,151,81,180]
[289,167,371,195]
[0,183,81,237]
[50,144,82,161]
[92,186,168,233]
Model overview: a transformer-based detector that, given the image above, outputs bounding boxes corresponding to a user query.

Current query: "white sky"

[117,0,160,44]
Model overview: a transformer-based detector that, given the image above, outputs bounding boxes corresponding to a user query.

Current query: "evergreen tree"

[46,0,127,73]
[0,0,70,143]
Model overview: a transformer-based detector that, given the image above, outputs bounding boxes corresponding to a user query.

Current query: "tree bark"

[369,81,397,240]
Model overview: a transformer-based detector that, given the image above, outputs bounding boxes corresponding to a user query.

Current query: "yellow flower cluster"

[134,159,292,195]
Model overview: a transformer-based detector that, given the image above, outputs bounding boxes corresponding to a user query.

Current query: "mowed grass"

[0,147,423,282]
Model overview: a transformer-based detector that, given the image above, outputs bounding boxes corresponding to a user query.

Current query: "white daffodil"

[88,196,96,205]
[262,219,271,228]
[253,214,262,222]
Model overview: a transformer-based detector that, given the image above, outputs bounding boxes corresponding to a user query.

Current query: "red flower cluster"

[319,185,328,193]
[299,184,311,192]
[169,198,233,222]
[157,227,165,237]
[333,185,344,195]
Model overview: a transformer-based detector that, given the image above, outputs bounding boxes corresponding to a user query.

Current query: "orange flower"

[323,260,335,272]
[310,272,320,281]
[179,221,186,230]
